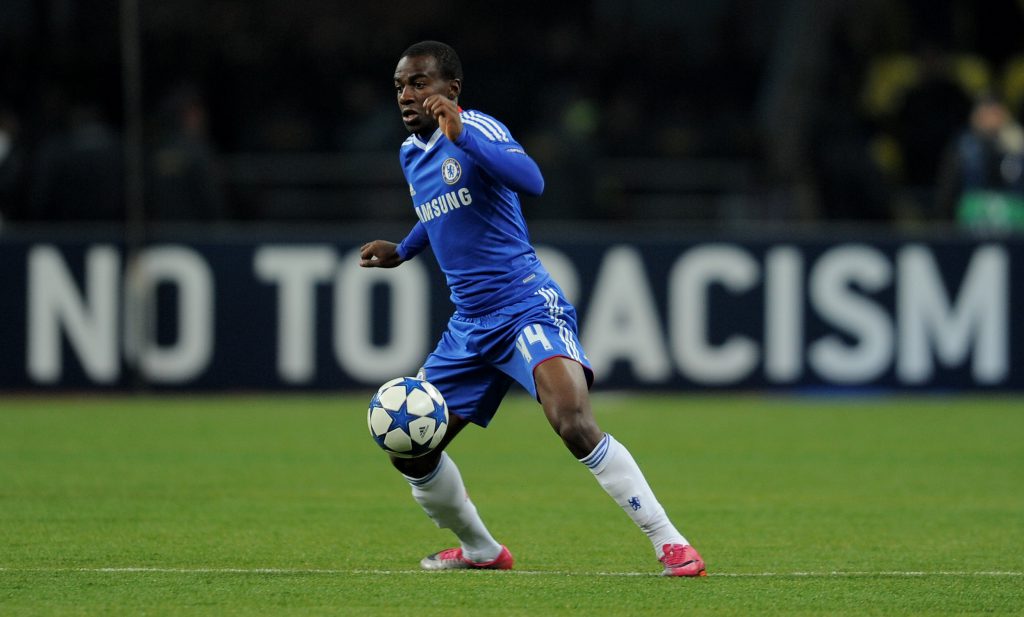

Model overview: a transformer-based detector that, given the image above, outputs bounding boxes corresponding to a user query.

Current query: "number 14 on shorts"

[516,324,553,363]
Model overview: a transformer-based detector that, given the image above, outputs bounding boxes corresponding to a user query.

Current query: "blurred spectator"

[334,78,403,151]
[30,104,124,221]
[893,47,973,195]
[147,84,227,220]
[0,105,27,222]
[809,73,892,221]
[937,95,1024,230]
[524,93,601,220]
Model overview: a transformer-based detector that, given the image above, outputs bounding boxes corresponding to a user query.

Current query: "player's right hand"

[423,95,463,142]
[359,240,403,268]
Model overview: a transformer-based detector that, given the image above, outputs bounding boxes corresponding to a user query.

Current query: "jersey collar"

[408,128,444,152]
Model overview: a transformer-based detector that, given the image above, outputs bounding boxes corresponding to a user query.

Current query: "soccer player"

[359,40,706,577]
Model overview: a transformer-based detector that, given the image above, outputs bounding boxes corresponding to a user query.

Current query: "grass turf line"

[0,394,1021,615]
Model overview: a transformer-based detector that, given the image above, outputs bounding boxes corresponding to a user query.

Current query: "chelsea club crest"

[441,157,462,185]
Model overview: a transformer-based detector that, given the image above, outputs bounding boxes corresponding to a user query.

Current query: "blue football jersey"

[396,109,551,317]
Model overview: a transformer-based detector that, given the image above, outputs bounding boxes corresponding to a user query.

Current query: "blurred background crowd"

[1,0,1023,228]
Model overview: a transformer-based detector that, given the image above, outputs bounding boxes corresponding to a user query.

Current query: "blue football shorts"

[419,283,594,427]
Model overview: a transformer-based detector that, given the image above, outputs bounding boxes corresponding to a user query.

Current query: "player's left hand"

[423,95,462,142]
[359,240,403,268]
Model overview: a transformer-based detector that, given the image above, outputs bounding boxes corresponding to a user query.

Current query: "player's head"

[401,41,463,81]
[394,41,463,136]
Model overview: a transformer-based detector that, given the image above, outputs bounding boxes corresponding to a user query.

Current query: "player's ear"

[447,79,461,100]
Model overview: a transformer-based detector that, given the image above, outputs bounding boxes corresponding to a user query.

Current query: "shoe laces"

[436,548,463,561]
[660,544,692,566]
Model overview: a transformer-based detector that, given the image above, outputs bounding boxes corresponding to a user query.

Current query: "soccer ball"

[367,377,449,458]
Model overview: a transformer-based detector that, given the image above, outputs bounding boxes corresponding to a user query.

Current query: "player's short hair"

[401,41,463,81]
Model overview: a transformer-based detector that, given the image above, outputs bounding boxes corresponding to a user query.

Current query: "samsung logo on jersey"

[415,188,473,223]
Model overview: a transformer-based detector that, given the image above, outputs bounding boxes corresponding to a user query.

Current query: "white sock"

[403,451,502,563]
[580,434,688,558]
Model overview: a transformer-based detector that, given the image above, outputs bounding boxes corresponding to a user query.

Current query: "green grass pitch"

[1,393,1022,615]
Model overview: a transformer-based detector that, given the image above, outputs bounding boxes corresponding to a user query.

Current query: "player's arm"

[423,95,544,196]
[454,127,545,196]
[359,222,429,268]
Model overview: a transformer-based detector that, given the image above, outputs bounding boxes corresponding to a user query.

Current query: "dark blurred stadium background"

[1,0,1023,226]
[1,0,1022,392]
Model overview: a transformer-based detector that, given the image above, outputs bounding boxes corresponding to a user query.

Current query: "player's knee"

[390,449,442,479]
[544,395,601,456]
[554,416,593,449]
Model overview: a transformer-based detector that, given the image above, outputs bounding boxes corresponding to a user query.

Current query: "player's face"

[394,55,458,137]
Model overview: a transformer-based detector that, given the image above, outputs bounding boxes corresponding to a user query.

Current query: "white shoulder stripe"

[463,118,499,141]
[467,112,509,142]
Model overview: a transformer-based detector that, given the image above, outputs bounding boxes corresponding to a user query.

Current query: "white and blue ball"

[367,377,448,458]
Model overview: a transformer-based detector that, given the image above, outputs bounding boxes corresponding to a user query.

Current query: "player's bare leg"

[534,357,706,576]
[533,357,603,457]
[391,414,512,570]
